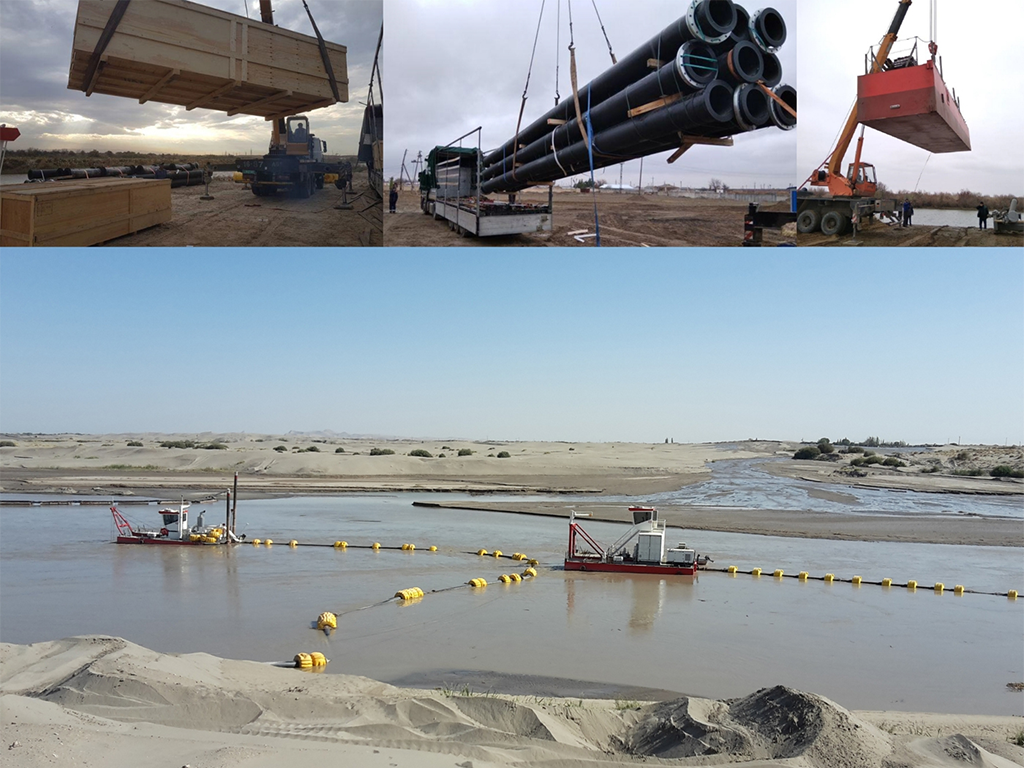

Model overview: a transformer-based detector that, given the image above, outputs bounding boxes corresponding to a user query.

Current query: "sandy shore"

[3,435,1020,547]
[2,636,1021,768]
[0,434,777,497]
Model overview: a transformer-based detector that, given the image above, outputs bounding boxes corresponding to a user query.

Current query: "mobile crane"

[249,0,346,198]
[795,0,913,236]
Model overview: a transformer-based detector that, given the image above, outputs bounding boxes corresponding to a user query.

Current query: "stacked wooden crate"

[1,178,172,247]
[68,0,348,119]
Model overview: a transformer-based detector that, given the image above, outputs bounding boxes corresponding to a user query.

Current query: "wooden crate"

[1,178,172,247]
[68,0,348,119]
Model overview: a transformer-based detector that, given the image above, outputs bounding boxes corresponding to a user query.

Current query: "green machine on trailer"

[419,130,552,238]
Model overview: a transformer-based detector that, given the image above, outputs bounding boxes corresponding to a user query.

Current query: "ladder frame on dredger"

[419,127,553,238]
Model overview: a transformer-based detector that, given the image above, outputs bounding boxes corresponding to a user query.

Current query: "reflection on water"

[603,458,1022,519]
[1,492,1020,715]
[565,572,695,634]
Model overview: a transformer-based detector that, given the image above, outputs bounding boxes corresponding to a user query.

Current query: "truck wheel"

[821,211,848,236]
[315,174,324,190]
[796,209,820,234]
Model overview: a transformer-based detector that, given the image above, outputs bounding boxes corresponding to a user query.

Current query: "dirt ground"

[105,172,383,247]
[384,187,795,247]
[798,220,1023,247]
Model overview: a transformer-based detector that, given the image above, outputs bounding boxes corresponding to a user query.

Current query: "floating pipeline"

[715,565,1019,599]
[312,569,541,633]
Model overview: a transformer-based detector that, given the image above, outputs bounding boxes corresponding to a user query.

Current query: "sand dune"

[2,637,1022,768]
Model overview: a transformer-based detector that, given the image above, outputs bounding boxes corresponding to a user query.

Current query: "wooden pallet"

[1,178,172,247]
[68,0,348,120]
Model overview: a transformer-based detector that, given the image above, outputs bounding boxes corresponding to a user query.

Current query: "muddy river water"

[1,467,1021,715]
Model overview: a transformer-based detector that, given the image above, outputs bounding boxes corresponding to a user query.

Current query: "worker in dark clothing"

[976,201,989,229]
[389,185,398,213]
[903,199,913,227]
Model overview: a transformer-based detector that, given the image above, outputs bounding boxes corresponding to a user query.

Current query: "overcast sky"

[798,0,1024,196]
[384,0,797,190]
[0,0,382,157]
[2,251,1021,446]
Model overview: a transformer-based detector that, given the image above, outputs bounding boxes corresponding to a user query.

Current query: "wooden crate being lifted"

[1,178,172,247]
[68,0,348,120]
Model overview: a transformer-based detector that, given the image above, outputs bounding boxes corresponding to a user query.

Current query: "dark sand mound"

[625,685,893,767]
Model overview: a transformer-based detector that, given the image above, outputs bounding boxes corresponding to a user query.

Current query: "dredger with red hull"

[564,507,711,575]
[110,472,244,545]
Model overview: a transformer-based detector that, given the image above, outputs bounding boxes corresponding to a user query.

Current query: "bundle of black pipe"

[478,0,793,195]
[484,81,747,192]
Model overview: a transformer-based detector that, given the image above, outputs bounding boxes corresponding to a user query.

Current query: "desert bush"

[863,456,883,466]
[920,465,941,473]
[990,465,1024,479]
[458,448,474,457]
[334,447,345,454]
[955,451,970,462]
[439,453,446,458]
[793,446,820,460]
[850,457,867,467]
[863,450,876,457]
[274,445,287,452]
[126,440,143,447]
[846,446,865,454]
[160,440,196,449]
[369,448,395,456]
[0,440,15,447]
[198,442,228,450]
[497,451,511,459]
[952,468,983,476]
[303,446,320,453]
[882,457,905,468]
[409,449,433,458]
[817,442,835,454]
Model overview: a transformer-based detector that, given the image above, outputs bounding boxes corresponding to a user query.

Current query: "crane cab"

[286,116,312,155]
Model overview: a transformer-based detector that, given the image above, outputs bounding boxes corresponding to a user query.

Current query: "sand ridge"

[2,637,1022,767]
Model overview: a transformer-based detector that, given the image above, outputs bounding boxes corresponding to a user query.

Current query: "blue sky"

[1,249,1021,445]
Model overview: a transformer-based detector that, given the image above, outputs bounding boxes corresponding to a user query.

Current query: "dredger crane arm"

[826,0,913,177]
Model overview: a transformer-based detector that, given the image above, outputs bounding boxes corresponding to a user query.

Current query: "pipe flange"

[749,8,782,53]
[732,85,755,132]
[686,0,732,45]
[675,41,718,89]
[769,84,796,131]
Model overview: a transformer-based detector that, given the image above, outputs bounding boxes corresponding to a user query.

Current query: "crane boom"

[259,0,273,23]
[826,0,912,178]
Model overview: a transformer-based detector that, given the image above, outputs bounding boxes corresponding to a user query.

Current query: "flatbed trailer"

[419,129,552,238]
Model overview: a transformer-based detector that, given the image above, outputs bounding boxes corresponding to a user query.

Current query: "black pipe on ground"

[482,0,737,168]
[26,168,72,180]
